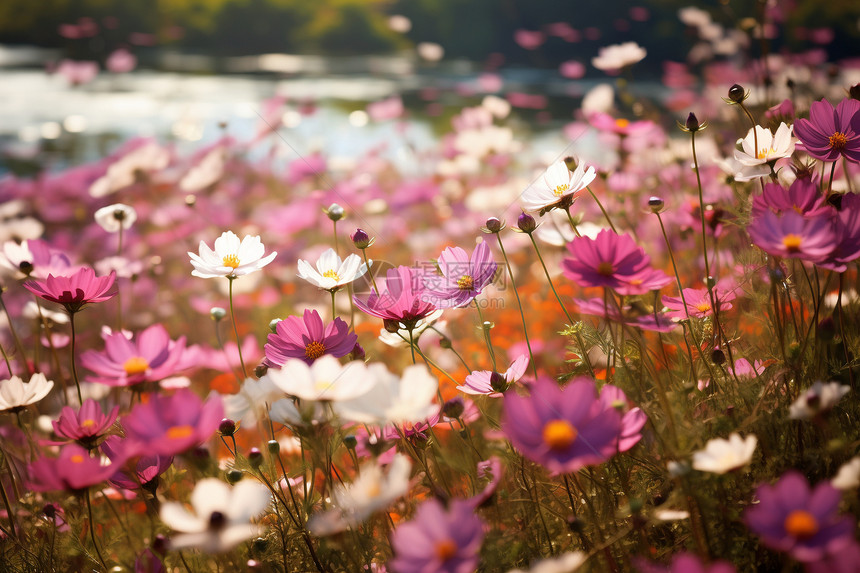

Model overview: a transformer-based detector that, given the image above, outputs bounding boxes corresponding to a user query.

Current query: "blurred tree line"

[0,0,857,67]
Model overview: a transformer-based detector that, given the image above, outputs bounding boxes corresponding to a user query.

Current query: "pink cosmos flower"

[636,553,736,573]
[598,385,646,452]
[748,211,836,262]
[502,377,623,475]
[457,354,529,397]
[28,444,126,492]
[52,398,119,446]
[794,98,860,163]
[750,178,833,219]
[422,242,497,309]
[390,499,485,573]
[122,389,223,457]
[662,287,736,320]
[101,435,173,491]
[24,267,115,313]
[353,266,438,328]
[745,471,855,562]
[264,309,357,367]
[562,229,671,294]
[573,298,677,332]
[80,324,189,387]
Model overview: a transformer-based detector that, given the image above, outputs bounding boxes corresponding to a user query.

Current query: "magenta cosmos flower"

[264,309,356,367]
[422,242,497,309]
[663,287,735,320]
[750,178,833,220]
[636,553,736,573]
[101,435,173,491]
[502,377,623,475]
[748,211,836,262]
[24,267,115,313]
[28,444,127,492]
[52,398,119,447]
[745,471,855,562]
[390,498,484,573]
[562,230,671,295]
[574,297,677,333]
[599,385,646,453]
[80,324,189,387]
[122,389,223,456]
[794,98,860,163]
[353,266,438,328]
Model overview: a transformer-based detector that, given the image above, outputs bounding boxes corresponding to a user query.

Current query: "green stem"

[85,489,108,570]
[69,312,83,404]
[228,277,247,379]
[586,186,618,232]
[528,234,575,324]
[330,289,338,320]
[495,234,539,379]
[116,224,123,331]
[0,293,30,377]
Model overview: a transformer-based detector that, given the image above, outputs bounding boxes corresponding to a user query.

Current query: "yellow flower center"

[542,419,578,451]
[784,510,819,539]
[596,261,615,276]
[695,302,712,313]
[615,118,630,129]
[70,454,84,464]
[553,183,570,197]
[222,254,240,269]
[304,341,326,361]
[829,132,848,150]
[782,234,803,253]
[123,356,150,376]
[756,148,777,160]
[434,539,458,561]
[166,425,194,440]
[323,269,340,282]
[81,419,96,428]
[457,274,475,290]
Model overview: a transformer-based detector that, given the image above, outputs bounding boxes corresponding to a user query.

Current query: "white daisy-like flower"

[308,454,412,535]
[521,159,596,213]
[188,231,277,279]
[0,373,54,412]
[269,398,330,427]
[832,457,860,491]
[94,203,137,232]
[160,478,271,553]
[592,42,647,72]
[221,376,282,427]
[265,355,376,402]
[334,363,439,426]
[691,433,757,474]
[789,381,850,420]
[506,551,587,573]
[297,248,368,291]
[732,122,794,181]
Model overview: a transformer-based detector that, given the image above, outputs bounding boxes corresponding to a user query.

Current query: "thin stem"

[826,162,837,196]
[0,459,17,538]
[69,312,83,404]
[116,225,124,331]
[227,277,247,379]
[495,234,539,379]
[330,289,338,321]
[360,248,379,294]
[474,300,497,371]
[528,234,575,324]
[0,293,30,377]
[85,489,108,570]
[585,186,618,232]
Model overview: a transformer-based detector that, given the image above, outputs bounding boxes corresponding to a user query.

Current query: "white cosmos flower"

[308,454,412,535]
[297,248,368,291]
[789,381,850,420]
[94,203,137,232]
[265,356,376,402]
[832,457,860,491]
[692,433,757,474]
[521,159,596,213]
[335,363,439,426]
[733,123,794,175]
[160,478,271,553]
[221,376,282,427]
[188,231,277,279]
[89,141,170,197]
[0,373,54,412]
[592,42,646,71]
[506,552,587,573]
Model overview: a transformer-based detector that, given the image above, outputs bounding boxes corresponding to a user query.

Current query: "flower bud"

[685,112,700,132]
[484,217,504,233]
[351,228,371,249]
[343,435,357,450]
[325,203,345,221]
[516,212,536,234]
[438,337,452,349]
[268,318,281,333]
[383,319,401,333]
[252,538,268,553]
[648,196,664,213]
[18,261,34,276]
[226,469,243,484]
[254,364,268,378]
[152,534,168,555]
[247,447,263,469]
[728,84,746,103]
[210,307,227,321]
[349,342,366,361]
[267,439,280,455]
[711,348,726,365]
[219,418,236,436]
[441,397,465,419]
